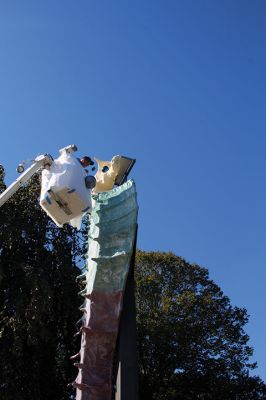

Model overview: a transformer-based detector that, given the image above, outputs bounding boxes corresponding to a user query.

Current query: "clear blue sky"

[1,0,266,381]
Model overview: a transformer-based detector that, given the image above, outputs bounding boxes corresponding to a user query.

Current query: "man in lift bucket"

[78,156,97,190]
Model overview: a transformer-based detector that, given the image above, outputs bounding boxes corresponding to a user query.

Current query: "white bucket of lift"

[40,150,91,228]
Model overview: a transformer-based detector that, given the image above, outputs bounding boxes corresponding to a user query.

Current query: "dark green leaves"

[135,251,266,400]
[0,169,81,400]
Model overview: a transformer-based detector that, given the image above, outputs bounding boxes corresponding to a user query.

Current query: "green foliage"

[0,166,265,400]
[0,169,83,400]
[135,251,266,400]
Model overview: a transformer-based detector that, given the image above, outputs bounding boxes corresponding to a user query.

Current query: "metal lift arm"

[0,154,53,208]
[0,144,77,209]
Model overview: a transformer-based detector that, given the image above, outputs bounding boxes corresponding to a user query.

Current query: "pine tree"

[0,168,83,400]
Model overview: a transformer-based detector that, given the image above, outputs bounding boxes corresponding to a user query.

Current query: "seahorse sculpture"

[71,179,138,400]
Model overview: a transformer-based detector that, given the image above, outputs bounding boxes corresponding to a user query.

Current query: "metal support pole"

[115,229,138,400]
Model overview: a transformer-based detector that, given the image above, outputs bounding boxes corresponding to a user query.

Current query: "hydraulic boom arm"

[0,154,53,208]
[0,144,77,209]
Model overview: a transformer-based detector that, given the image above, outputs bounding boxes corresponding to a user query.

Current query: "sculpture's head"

[93,156,120,193]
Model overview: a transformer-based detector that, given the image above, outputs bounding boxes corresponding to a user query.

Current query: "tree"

[135,251,266,400]
[1,165,265,400]
[0,167,84,400]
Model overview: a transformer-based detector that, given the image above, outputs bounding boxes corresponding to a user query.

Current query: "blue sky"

[1,0,266,381]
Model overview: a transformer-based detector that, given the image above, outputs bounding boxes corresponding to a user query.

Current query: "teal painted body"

[72,180,138,400]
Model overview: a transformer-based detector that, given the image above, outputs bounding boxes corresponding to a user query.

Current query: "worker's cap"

[80,156,94,166]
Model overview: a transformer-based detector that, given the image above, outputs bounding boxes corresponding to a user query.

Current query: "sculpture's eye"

[102,166,109,173]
